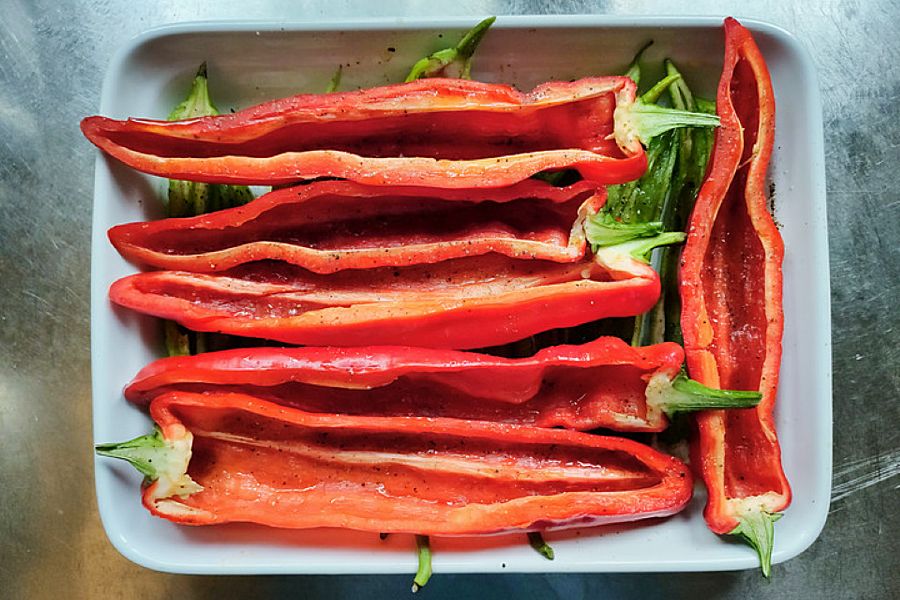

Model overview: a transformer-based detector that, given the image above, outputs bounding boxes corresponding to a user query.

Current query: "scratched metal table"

[1,1,898,598]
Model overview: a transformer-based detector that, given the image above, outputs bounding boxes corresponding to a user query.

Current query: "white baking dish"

[89,15,830,574]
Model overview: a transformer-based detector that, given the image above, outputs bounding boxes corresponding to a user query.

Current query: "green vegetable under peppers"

[163,63,255,357]
[586,51,717,348]
[405,17,495,81]
[582,55,761,423]
[411,535,432,593]
[166,63,253,219]
[528,532,555,560]
[325,65,342,93]
[657,62,717,346]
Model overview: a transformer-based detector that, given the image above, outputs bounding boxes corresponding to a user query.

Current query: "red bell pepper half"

[95,391,693,534]
[108,179,602,274]
[108,233,672,349]
[680,18,790,576]
[81,77,717,188]
[124,337,760,432]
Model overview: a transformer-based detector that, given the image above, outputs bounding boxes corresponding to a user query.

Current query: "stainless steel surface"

[0,0,896,598]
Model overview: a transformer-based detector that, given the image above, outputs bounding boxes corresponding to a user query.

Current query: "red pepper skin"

[81,77,647,188]
[108,179,602,274]
[108,250,661,349]
[680,18,790,535]
[124,337,685,432]
[141,391,693,534]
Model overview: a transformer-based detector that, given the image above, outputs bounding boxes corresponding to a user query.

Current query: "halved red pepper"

[124,337,760,432]
[95,391,693,534]
[108,234,669,349]
[679,18,790,575]
[81,77,716,188]
[108,179,601,274]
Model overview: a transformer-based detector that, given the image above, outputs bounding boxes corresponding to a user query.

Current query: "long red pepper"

[679,18,789,576]
[82,77,655,188]
[96,391,693,534]
[108,239,664,349]
[124,338,760,432]
[108,179,602,274]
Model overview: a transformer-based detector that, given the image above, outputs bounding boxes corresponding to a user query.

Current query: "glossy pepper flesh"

[96,391,694,534]
[80,76,716,189]
[108,237,666,349]
[108,179,602,274]
[123,337,760,432]
[679,18,790,576]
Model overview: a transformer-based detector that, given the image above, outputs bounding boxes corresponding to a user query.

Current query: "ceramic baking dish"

[89,15,830,574]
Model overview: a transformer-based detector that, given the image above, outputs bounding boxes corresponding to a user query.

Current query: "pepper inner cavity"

[177,408,661,505]
[107,97,622,161]
[141,194,587,258]
[138,364,650,427]
[144,256,614,318]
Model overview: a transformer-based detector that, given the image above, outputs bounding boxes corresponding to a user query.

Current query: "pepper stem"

[168,62,218,121]
[665,59,696,112]
[96,428,202,497]
[730,511,782,578]
[619,100,720,145]
[165,60,254,363]
[456,17,496,61]
[635,102,720,141]
[325,65,343,93]
[585,212,664,250]
[95,428,170,479]
[624,40,654,86]
[527,532,555,560]
[640,73,681,105]
[646,372,762,415]
[405,17,495,81]
[164,321,191,357]
[606,231,686,264]
[411,534,433,592]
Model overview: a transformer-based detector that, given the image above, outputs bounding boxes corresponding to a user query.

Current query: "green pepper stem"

[164,63,256,347]
[730,511,782,578]
[167,62,254,218]
[605,231,687,264]
[455,16,496,61]
[631,294,665,347]
[695,97,716,113]
[95,429,169,480]
[210,183,254,211]
[405,16,495,81]
[665,59,695,112]
[659,244,684,345]
[624,40,654,86]
[96,429,202,498]
[405,48,455,82]
[647,373,762,415]
[640,73,681,105]
[632,101,720,141]
[620,101,720,145]
[325,65,343,93]
[411,535,433,592]
[164,320,190,357]
[585,213,663,251]
[168,62,218,121]
[167,65,215,217]
[527,532,555,560]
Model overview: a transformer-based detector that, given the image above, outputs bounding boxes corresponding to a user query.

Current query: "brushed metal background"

[0,1,897,598]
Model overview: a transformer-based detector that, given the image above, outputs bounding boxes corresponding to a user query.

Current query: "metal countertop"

[1,1,897,598]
